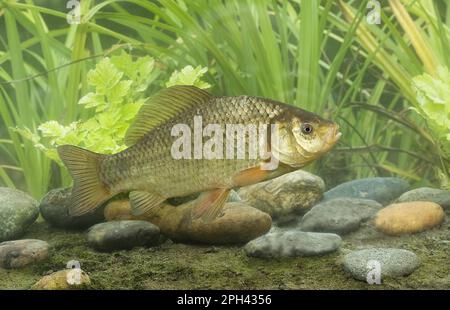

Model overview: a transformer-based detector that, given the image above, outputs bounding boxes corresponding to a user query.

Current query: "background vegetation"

[0,0,448,199]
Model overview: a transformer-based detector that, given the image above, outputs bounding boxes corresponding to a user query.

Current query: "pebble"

[0,239,49,269]
[87,220,161,251]
[343,248,420,281]
[397,187,450,210]
[0,187,39,242]
[104,199,146,221]
[323,177,409,205]
[106,200,272,245]
[244,231,342,258]
[39,188,105,230]
[374,201,445,235]
[238,170,325,218]
[299,198,382,234]
[32,269,91,290]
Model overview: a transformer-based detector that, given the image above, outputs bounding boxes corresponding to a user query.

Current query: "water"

[0,0,448,291]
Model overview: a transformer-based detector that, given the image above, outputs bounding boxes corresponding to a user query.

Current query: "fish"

[57,85,341,221]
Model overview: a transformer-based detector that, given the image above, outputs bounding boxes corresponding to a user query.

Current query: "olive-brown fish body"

[100,96,282,198]
[57,85,341,219]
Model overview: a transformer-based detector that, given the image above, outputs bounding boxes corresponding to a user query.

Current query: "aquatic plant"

[0,0,100,196]
[0,0,448,196]
[412,67,450,145]
[339,0,450,187]
[166,65,211,89]
[412,67,450,187]
[14,52,210,185]
[13,53,152,161]
[138,0,450,185]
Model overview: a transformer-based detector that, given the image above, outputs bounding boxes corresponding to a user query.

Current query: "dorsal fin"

[125,85,212,146]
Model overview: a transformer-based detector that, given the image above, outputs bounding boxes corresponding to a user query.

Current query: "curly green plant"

[166,65,211,89]
[16,53,211,167]
[412,67,450,143]
[412,66,450,187]
[339,0,450,187]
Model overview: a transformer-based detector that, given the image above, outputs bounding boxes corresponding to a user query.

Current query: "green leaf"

[111,52,156,93]
[78,92,105,109]
[412,66,450,131]
[96,110,122,129]
[166,65,211,89]
[17,52,207,167]
[120,102,144,121]
[107,80,133,106]
[87,57,123,95]
[38,121,76,139]
[12,127,41,145]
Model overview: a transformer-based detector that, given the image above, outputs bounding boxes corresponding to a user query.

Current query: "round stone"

[375,201,445,235]
[397,187,450,210]
[104,199,146,221]
[0,188,39,242]
[32,269,91,290]
[238,170,325,218]
[343,248,420,281]
[87,220,161,252]
[323,177,409,205]
[104,199,272,245]
[244,231,342,258]
[40,188,105,230]
[149,202,272,245]
[0,239,49,269]
[299,198,382,234]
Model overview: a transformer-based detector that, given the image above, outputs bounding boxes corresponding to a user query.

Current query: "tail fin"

[57,145,111,216]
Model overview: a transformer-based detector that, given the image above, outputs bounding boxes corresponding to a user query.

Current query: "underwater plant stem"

[65,0,91,122]
[389,0,438,75]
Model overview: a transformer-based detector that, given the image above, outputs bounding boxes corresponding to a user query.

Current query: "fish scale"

[100,96,282,197]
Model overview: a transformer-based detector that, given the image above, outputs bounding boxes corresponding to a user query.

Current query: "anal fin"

[192,188,230,222]
[129,191,166,216]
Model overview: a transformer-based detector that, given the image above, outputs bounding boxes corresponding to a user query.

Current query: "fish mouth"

[324,123,342,148]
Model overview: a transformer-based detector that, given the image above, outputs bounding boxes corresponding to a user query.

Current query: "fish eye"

[301,123,313,134]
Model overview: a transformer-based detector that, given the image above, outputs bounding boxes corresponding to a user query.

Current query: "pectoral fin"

[192,188,230,222]
[129,191,166,216]
[232,166,269,187]
[232,163,296,187]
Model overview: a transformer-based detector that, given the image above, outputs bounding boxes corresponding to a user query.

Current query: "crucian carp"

[58,85,341,221]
